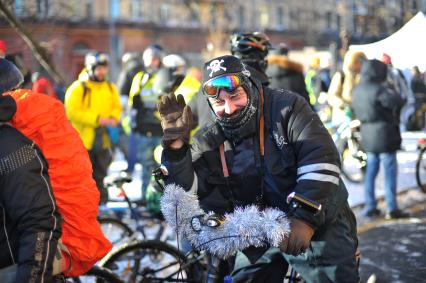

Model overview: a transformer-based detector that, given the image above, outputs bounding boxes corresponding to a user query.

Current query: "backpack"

[6,89,112,276]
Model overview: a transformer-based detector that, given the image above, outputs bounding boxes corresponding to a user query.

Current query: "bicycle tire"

[416,147,426,193]
[100,240,204,282]
[338,139,366,183]
[98,216,134,245]
[70,266,123,283]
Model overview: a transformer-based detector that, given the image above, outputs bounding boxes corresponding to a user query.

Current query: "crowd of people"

[1,32,426,282]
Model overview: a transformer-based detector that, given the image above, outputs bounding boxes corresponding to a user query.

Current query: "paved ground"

[354,189,426,283]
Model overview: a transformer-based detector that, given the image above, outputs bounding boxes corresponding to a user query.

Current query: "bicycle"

[416,138,426,193]
[98,182,322,282]
[327,118,367,183]
[98,172,169,246]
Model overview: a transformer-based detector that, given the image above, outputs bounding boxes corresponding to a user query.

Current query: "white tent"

[350,12,426,73]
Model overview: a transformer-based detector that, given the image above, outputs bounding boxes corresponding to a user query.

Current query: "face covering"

[212,79,260,143]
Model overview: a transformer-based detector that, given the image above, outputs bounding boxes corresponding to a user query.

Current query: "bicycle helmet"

[162,54,186,71]
[230,32,272,73]
[84,52,109,81]
[0,58,24,94]
[142,44,164,73]
[230,32,272,58]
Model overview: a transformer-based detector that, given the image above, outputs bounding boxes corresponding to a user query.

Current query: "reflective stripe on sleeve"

[297,173,340,185]
[297,163,340,176]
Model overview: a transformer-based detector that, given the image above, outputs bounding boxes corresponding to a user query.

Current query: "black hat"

[202,55,250,84]
[0,58,24,94]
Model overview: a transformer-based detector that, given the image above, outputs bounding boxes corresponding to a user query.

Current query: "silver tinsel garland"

[160,183,291,259]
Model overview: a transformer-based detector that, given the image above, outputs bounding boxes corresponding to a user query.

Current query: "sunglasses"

[202,74,246,99]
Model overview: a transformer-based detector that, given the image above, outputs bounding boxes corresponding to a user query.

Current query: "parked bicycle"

[98,171,169,246]
[327,118,367,183]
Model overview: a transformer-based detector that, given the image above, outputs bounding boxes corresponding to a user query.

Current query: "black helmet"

[84,52,109,81]
[0,58,24,94]
[230,32,272,73]
[230,32,272,58]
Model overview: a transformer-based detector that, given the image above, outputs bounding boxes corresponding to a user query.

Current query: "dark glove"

[157,93,192,148]
[279,218,315,256]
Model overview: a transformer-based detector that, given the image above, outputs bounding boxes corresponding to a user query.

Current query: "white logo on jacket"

[273,132,287,149]
[207,59,226,77]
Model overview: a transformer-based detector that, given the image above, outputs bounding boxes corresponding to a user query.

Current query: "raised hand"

[157,93,192,148]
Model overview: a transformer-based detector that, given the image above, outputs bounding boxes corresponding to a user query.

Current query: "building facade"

[1,0,424,83]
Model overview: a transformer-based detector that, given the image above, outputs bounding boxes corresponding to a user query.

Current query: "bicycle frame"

[103,177,167,241]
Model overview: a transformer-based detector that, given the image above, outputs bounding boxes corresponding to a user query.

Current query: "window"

[36,0,49,18]
[110,0,120,19]
[210,5,216,29]
[277,6,284,27]
[131,0,142,19]
[72,41,91,55]
[86,0,93,18]
[260,7,269,28]
[160,4,169,23]
[238,5,245,27]
[326,11,332,29]
[412,0,418,10]
[14,0,23,16]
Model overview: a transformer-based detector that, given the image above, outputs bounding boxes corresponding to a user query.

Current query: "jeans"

[364,151,398,213]
[129,133,161,198]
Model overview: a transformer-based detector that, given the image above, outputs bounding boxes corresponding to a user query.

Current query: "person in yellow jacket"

[65,52,122,204]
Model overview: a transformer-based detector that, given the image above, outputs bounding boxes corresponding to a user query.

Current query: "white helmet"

[162,54,186,69]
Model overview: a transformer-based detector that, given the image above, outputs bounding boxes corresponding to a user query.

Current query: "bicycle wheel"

[70,266,123,283]
[338,139,366,183]
[100,240,204,282]
[416,147,426,193]
[98,217,134,246]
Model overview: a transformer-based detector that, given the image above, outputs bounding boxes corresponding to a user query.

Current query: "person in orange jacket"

[0,58,111,278]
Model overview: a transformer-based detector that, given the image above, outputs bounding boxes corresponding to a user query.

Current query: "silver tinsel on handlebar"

[160,183,291,259]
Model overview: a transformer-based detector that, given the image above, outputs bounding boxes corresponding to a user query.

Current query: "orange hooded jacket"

[5,89,111,276]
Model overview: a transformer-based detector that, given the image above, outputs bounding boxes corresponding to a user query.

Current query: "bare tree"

[0,0,65,84]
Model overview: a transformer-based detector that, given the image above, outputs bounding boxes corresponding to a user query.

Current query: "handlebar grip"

[286,192,322,215]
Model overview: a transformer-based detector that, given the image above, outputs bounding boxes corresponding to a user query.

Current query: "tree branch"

[0,1,65,84]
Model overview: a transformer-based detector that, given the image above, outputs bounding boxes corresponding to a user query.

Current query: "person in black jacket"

[158,55,359,282]
[0,60,62,283]
[117,52,144,97]
[352,59,409,219]
[266,43,310,105]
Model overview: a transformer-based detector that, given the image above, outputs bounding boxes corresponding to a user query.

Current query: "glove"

[157,93,192,148]
[279,218,315,256]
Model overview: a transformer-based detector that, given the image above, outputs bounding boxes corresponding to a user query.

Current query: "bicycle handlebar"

[160,183,291,259]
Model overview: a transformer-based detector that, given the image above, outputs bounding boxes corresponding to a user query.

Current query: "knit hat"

[202,55,250,84]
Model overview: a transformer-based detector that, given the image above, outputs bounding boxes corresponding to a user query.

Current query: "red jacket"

[5,89,112,276]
